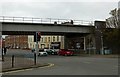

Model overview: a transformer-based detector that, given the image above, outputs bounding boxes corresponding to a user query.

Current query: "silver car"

[38,49,48,56]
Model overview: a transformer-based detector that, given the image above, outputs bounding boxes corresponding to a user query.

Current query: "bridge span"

[0,16,94,35]
[0,16,96,50]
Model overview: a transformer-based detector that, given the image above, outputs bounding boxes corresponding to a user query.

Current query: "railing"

[0,16,94,26]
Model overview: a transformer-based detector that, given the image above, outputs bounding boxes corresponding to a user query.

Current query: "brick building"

[5,35,64,49]
[5,35,28,49]
[0,38,5,48]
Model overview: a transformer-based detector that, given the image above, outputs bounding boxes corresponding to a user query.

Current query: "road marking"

[2,63,54,74]
[39,63,54,68]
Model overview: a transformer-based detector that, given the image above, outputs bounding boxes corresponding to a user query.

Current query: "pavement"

[1,53,119,73]
[1,56,50,73]
[3,54,118,75]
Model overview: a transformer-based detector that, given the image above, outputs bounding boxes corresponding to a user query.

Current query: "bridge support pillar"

[84,37,86,51]
[64,34,86,50]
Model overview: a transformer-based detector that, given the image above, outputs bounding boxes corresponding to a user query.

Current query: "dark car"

[58,49,74,56]
[46,49,59,55]
[45,49,53,55]
[51,49,59,55]
[31,48,35,52]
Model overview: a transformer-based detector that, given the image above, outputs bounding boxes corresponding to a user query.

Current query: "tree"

[103,28,120,54]
[104,8,120,54]
[106,8,119,28]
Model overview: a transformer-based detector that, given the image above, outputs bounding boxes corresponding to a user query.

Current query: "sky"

[118,1,120,8]
[0,0,119,38]
[0,0,119,21]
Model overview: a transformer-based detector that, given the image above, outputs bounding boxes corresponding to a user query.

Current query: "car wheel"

[38,53,41,56]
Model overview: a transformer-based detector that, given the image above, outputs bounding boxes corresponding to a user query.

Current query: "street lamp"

[89,35,91,55]
[14,35,16,49]
[97,30,104,55]
[100,31,104,55]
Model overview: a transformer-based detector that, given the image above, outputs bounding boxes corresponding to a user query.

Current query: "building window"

[33,45,34,48]
[53,36,55,42]
[57,36,59,41]
[47,44,49,48]
[45,37,47,42]
[30,36,31,42]
[48,37,50,42]
[41,38,43,42]
[30,43,32,47]
[43,37,45,43]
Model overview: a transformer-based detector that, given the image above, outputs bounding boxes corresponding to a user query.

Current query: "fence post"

[12,55,15,68]
[2,48,4,62]
[34,53,36,65]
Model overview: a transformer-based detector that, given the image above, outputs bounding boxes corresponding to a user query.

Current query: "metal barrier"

[0,16,94,26]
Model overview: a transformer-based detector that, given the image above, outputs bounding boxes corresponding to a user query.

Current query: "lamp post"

[100,31,104,55]
[14,35,15,48]
[89,35,90,55]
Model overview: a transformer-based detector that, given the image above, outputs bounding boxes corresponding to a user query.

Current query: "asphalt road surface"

[3,49,118,75]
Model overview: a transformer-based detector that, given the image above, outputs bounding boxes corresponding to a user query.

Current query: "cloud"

[0,1,118,21]
[0,0,119,2]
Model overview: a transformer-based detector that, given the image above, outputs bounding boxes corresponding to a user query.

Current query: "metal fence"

[0,16,94,26]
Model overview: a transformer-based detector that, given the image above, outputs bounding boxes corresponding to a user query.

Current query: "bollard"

[12,55,14,68]
[34,53,36,65]
[2,50,4,62]
[2,48,4,61]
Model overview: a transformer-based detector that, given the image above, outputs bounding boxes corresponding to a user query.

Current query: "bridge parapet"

[0,16,94,26]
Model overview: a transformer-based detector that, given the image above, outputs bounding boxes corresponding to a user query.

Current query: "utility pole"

[89,35,90,55]
[35,32,39,55]
[101,32,104,55]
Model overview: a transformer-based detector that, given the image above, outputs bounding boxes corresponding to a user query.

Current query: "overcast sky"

[0,0,119,21]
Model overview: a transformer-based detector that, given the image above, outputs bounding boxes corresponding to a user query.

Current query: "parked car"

[51,49,59,55]
[58,49,74,56]
[46,49,54,55]
[45,49,59,55]
[31,48,35,53]
[51,49,58,55]
[38,49,48,56]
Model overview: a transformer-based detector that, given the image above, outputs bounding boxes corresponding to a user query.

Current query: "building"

[5,35,64,49]
[5,35,28,49]
[0,38,5,48]
[95,21,106,54]
[28,35,64,49]
[0,37,2,48]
